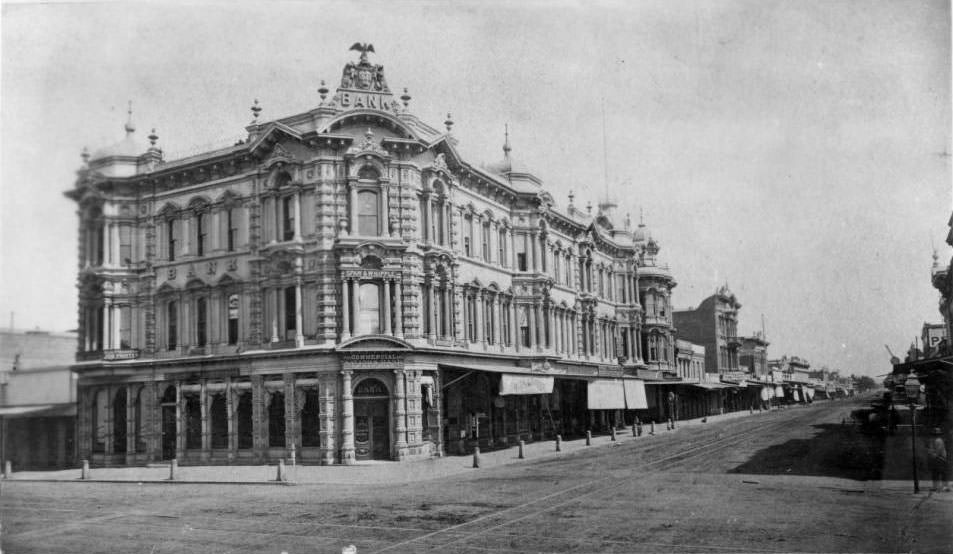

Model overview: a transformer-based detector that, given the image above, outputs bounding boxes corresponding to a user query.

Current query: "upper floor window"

[227,294,240,345]
[119,306,132,349]
[119,225,132,264]
[357,190,379,236]
[167,301,178,350]
[498,229,507,267]
[284,286,297,338]
[482,222,491,262]
[282,196,295,241]
[516,234,527,271]
[227,209,238,252]
[357,282,380,335]
[463,215,473,257]
[196,213,208,256]
[95,224,105,266]
[196,297,208,347]
[167,220,177,262]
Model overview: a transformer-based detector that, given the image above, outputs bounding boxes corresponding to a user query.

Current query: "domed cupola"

[90,102,145,161]
[485,125,542,190]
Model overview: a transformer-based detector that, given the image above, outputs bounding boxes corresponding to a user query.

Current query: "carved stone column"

[475,290,485,346]
[394,280,404,338]
[340,370,355,464]
[383,279,392,335]
[341,278,351,340]
[405,371,423,451]
[528,302,537,350]
[393,369,408,458]
[319,373,336,465]
[175,381,184,461]
[200,380,210,460]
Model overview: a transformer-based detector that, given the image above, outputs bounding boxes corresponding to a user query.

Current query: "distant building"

[673,284,741,373]
[674,340,705,382]
[738,333,769,378]
[0,329,77,469]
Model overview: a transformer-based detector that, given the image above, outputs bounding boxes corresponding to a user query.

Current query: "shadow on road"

[729,423,885,481]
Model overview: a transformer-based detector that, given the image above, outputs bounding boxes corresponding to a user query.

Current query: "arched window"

[357,282,381,335]
[358,165,380,180]
[166,219,176,262]
[482,221,491,262]
[210,394,228,449]
[519,306,530,347]
[268,392,286,447]
[357,190,379,236]
[195,211,209,256]
[301,389,320,447]
[463,214,473,257]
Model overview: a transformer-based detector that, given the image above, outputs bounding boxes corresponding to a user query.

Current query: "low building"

[0,329,78,469]
[738,333,769,379]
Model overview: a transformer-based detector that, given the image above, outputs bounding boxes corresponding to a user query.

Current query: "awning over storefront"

[0,403,76,418]
[587,379,626,409]
[500,374,555,396]
[802,386,815,400]
[791,389,800,401]
[623,379,648,410]
[688,382,735,391]
[775,385,784,397]
[760,387,775,401]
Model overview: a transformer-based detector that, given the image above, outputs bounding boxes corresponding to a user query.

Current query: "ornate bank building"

[67,46,677,466]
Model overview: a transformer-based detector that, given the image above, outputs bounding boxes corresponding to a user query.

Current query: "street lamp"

[904,375,922,494]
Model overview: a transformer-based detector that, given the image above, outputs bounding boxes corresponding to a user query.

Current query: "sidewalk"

[2,408,779,486]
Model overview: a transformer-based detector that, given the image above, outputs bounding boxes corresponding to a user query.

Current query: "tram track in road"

[372,407,825,553]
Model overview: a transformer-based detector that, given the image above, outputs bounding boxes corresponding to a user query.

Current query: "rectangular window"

[463,217,472,256]
[516,235,527,271]
[167,220,176,262]
[227,294,239,345]
[167,301,178,350]
[437,204,445,245]
[284,286,297,333]
[282,196,295,241]
[498,229,507,267]
[95,225,105,266]
[196,297,208,347]
[357,190,379,236]
[418,197,428,241]
[431,201,438,244]
[482,224,490,262]
[227,209,237,252]
[119,225,132,264]
[196,213,207,256]
[467,297,476,341]
[119,306,132,349]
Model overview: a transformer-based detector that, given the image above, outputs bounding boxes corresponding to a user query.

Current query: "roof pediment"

[338,335,413,351]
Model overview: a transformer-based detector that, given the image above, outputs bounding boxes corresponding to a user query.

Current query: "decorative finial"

[148,128,158,148]
[124,100,136,134]
[251,99,262,122]
[568,190,575,207]
[503,124,511,157]
[639,207,645,227]
[586,201,592,214]
[933,248,940,269]
[318,80,329,103]
[400,87,411,109]
[444,112,454,133]
[625,213,632,230]
[81,146,90,165]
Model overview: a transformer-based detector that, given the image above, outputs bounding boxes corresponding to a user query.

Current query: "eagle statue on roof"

[350,42,375,63]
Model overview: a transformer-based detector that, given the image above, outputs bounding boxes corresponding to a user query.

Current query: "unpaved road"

[2,398,951,553]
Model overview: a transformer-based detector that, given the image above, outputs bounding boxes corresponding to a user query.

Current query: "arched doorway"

[160,385,177,460]
[353,378,390,460]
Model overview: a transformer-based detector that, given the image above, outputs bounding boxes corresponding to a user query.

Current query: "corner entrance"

[353,378,390,460]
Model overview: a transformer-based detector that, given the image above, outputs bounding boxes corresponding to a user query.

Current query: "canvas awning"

[689,382,735,391]
[0,403,76,418]
[802,386,815,400]
[775,385,784,397]
[760,387,775,401]
[500,374,555,396]
[587,379,626,410]
[623,379,648,410]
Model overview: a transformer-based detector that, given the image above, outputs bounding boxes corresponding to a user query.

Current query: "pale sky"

[1,1,950,377]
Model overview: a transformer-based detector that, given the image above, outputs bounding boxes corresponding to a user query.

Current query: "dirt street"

[2,398,950,553]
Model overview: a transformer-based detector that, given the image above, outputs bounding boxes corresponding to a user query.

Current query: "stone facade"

[66,47,672,465]
[673,285,742,373]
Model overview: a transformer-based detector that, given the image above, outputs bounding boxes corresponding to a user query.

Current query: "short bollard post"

[472,447,481,468]
[290,443,296,467]
[611,427,617,442]
[637,423,643,437]
[586,430,592,446]
[672,418,676,430]
[555,435,562,452]
[277,459,287,482]
[3,460,11,479]
[650,421,656,435]
[169,459,177,481]
[632,425,638,437]
[81,459,90,480]
[518,440,525,459]
[668,418,673,431]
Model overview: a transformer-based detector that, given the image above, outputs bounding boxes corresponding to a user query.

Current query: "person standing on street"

[927,427,950,492]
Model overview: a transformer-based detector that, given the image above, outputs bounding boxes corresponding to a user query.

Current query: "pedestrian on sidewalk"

[927,427,950,492]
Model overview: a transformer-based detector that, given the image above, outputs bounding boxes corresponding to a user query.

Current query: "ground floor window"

[185,395,202,449]
[210,394,228,449]
[237,393,253,449]
[268,392,285,447]
[301,389,320,447]
[113,388,127,454]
